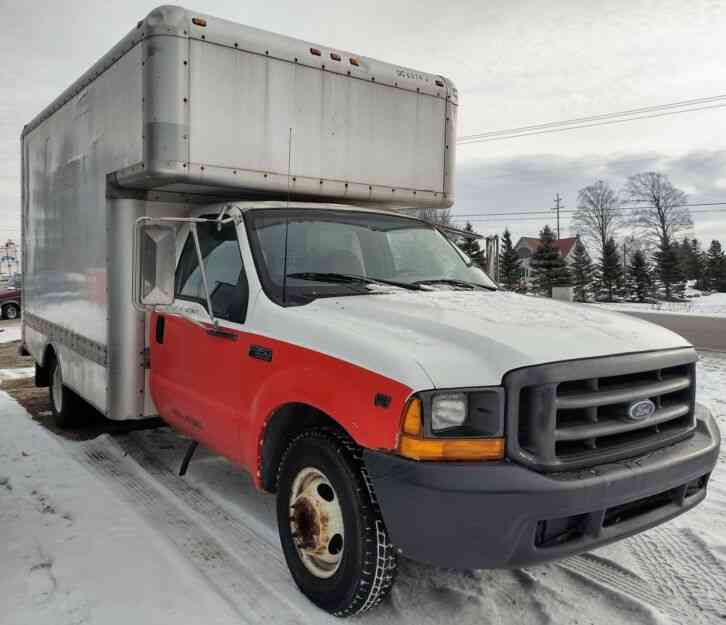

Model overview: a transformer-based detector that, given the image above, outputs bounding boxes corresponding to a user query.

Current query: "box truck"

[21,5,720,616]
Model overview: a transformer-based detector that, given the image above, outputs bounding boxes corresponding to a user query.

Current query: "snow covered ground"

[0,323,21,343]
[0,352,725,625]
[594,292,726,317]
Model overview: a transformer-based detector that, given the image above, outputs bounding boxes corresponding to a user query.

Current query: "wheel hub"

[289,467,345,578]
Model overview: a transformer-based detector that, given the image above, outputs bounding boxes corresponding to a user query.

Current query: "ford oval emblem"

[627,399,656,421]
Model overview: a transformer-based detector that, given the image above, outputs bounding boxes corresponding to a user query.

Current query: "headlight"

[432,393,468,431]
[431,389,505,438]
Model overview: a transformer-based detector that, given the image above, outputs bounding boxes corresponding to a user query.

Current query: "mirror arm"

[190,223,217,327]
[216,204,243,230]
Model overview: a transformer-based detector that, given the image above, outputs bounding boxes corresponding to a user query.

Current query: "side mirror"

[134,220,177,310]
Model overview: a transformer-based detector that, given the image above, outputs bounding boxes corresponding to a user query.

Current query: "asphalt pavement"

[620,311,726,352]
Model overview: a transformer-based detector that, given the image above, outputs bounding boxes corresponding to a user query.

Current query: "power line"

[453,202,726,218]
[457,99,726,144]
[458,103,726,144]
[456,207,726,224]
[458,94,726,141]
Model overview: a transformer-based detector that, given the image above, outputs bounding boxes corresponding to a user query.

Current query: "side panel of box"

[22,44,143,414]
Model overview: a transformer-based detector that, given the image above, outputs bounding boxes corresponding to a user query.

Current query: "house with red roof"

[514,236,578,286]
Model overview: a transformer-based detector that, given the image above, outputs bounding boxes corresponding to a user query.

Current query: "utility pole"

[552,193,562,239]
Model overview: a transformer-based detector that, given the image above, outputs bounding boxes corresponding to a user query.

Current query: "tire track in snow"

[113,432,283,565]
[558,552,684,621]
[72,438,322,625]
[630,527,726,622]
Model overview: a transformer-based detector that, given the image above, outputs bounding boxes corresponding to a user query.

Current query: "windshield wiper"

[286,272,424,291]
[412,278,497,291]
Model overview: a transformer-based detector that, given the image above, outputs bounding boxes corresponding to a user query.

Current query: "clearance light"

[349,57,360,67]
[192,17,207,27]
[330,52,342,62]
[310,47,322,56]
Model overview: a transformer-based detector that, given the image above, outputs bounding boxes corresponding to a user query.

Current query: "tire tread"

[276,427,397,617]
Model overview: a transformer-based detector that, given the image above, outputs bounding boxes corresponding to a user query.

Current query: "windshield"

[245,209,497,305]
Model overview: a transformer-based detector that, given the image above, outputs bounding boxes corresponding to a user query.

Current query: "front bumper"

[365,403,720,569]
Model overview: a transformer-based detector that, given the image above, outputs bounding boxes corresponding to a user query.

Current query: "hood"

[283,290,691,389]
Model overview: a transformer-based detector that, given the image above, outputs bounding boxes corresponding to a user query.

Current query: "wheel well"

[260,403,349,493]
[42,344,57,367]
[35,344,57,388]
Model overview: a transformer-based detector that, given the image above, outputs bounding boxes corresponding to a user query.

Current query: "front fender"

[242,338,412,473]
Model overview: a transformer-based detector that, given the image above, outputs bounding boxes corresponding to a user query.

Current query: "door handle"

[206,327,239,341]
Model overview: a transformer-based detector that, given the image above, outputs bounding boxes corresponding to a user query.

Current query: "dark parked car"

[0,275,21,319]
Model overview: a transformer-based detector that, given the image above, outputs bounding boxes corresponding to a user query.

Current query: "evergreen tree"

[677,237,695,280]
[571,238,594,302]
[628,249,652,302]
[706,240,726,292]
[529,225,571,297]
[498,228,523,291]
[597,237,624,302]
[653,240,686,300]
[456,222,484,266]
[688,238,708,290]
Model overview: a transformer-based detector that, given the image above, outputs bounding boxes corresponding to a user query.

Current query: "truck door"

[149,219,249,462]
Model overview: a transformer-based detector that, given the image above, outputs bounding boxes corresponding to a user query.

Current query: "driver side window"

[175,221,248,323]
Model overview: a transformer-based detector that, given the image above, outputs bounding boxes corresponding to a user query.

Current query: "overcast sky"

[2,0,726,249]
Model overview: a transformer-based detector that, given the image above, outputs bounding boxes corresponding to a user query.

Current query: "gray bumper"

[364,404,720,569]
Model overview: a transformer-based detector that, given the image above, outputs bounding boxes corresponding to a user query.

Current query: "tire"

[48,357,84,428]
[276,428,397,616]
[3,303,19,320]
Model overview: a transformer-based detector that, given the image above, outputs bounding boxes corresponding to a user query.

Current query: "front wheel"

[276,429,397,616]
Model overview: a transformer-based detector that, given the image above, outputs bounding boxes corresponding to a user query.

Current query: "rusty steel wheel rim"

[289,466,345,579]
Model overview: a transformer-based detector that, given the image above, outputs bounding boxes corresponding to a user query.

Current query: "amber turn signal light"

[401,398,422,436]
[399,436,505,462]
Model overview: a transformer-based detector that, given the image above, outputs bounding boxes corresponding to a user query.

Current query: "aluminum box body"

[21,5,456,420]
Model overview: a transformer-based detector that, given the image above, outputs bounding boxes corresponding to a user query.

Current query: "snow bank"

[0,367,34,381]
[0,323,21,343]
[594,292,726,317]
[0,393,242,625]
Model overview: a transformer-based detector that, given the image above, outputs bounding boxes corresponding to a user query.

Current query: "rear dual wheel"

[48,358,86,428]
[276,429,397,616]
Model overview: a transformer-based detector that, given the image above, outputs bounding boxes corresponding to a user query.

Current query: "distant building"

[514,236,578,285]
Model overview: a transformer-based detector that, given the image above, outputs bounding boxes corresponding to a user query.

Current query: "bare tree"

[623,172,692,247]
[404,207,452,227]
[572,180,623,255]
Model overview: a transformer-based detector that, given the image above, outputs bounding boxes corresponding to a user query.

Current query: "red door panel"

[150,313,244,463]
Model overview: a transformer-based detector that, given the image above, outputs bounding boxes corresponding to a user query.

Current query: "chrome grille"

[506,349,697,472]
